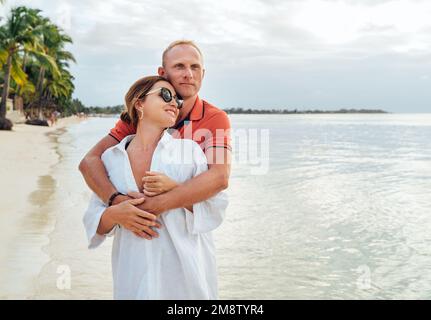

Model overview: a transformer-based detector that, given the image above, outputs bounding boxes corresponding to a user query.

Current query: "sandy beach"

[0,116,86,299]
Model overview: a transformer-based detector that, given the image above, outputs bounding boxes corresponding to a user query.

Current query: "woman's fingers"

[154,220,163,229]
[134,216,157,229]
[133,217,163,230]
[143,185,161,192]
[133,223,159,238]
[144,180,161,187]
[128,191,145,199]
[131,227,152,240]
[145,171,162,176]
[142,176,160,184]
[133,230,150,240]
[128,197,145,206]
[134,209,157,222]
[143,189,159,197]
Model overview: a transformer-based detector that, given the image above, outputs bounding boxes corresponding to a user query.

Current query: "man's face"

[159,44,205,100]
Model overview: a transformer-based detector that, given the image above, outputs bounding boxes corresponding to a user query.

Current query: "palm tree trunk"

[36,66,45,96]
[14,52,28,112]
[36,66,46,119]
[0,54,13,119]
[15,51,28,96]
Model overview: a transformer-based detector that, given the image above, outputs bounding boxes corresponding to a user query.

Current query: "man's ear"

[158,66,165,77]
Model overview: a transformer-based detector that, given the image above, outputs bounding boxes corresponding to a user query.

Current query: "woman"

[83,76,228,299]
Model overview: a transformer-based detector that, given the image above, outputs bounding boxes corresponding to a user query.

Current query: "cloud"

[1,0,430,111]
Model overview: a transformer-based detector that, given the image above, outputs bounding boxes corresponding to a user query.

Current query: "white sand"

[0,116,84,298]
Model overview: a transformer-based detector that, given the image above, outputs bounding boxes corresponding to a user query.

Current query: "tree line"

[0,6,76,130]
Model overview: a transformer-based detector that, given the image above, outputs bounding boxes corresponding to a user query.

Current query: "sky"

[1,0,431,112]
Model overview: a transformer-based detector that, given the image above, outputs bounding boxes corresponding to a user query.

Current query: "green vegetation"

[67,101,124,116]
[0,6,76,130]
[81,106,387,117]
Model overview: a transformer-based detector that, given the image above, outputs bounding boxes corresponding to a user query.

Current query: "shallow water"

[13,113,431,299]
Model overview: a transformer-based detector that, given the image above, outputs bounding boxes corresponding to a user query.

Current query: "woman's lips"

[165,109,176,117]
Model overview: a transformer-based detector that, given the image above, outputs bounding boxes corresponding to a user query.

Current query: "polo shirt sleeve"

[109,119,136,142]
[202,111,232,152]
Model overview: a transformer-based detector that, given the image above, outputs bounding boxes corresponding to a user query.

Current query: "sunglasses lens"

[176,98,183,109]
[160,88,172,103]
[160,87,183,108]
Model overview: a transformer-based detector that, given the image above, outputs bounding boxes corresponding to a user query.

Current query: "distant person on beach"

[79,40,232,299]
[49,110,60,126]
[83,76,227,299]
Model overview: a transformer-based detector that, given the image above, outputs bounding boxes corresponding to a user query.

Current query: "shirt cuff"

[83,196,117,249]
[184,192,228,235]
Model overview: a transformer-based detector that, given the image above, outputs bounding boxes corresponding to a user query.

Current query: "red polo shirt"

[109,96,231,153]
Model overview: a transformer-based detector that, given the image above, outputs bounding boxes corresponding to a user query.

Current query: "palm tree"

[15,16,60,118]
[31,19,75,118]
[1,6,77,127]
[0,6,41,128]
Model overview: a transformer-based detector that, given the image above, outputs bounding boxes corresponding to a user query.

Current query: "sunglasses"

[144,87,183,109]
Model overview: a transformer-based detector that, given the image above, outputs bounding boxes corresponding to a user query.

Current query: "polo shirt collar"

[189,96,204,121]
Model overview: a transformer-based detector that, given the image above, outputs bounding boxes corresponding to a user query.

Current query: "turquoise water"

[38,113,431,299]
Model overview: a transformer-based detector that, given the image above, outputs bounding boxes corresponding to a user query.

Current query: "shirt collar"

[189,96,204,121]
[113,130,173,153]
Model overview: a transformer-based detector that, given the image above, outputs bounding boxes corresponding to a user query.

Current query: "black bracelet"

[108,191,124,207]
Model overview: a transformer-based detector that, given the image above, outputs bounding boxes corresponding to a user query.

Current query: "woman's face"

[137,81,180,128]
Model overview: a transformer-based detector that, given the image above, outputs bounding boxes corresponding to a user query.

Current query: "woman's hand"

[108,197,162,240]
[142,171,179,197]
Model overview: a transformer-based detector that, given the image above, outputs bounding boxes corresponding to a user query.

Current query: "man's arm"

[137,147,231,214]
[78,135,129,204]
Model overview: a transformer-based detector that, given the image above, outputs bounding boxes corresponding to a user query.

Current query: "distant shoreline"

[84,107,388,117]
[223,108,387,114]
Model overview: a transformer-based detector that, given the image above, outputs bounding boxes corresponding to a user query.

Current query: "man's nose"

[183,67,193,79]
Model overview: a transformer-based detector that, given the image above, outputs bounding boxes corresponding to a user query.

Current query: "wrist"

[107,191,123,206]
[158,193,171,212]
[104,206,119,225]
[111,194,130,206]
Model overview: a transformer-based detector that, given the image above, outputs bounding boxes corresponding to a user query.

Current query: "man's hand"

[128,191,167,216]
[103,197,163,240]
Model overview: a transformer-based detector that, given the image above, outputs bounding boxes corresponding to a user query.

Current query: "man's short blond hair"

[162,40,204,67]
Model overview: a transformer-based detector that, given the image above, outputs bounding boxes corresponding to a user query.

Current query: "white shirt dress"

[83,131,228,299]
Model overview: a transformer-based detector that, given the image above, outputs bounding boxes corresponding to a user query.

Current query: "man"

[79,40,231,240]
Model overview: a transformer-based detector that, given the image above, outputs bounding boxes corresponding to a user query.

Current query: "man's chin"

[177,90,197,100]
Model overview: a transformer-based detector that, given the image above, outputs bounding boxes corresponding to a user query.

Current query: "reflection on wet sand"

[0,174,57,299]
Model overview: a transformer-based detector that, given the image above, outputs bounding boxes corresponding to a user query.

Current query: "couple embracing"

[80,40,231,299]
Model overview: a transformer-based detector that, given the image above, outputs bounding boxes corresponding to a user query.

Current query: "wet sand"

[0,116,85,299]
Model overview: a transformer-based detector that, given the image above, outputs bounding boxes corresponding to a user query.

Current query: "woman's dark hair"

[120,75,171,127]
